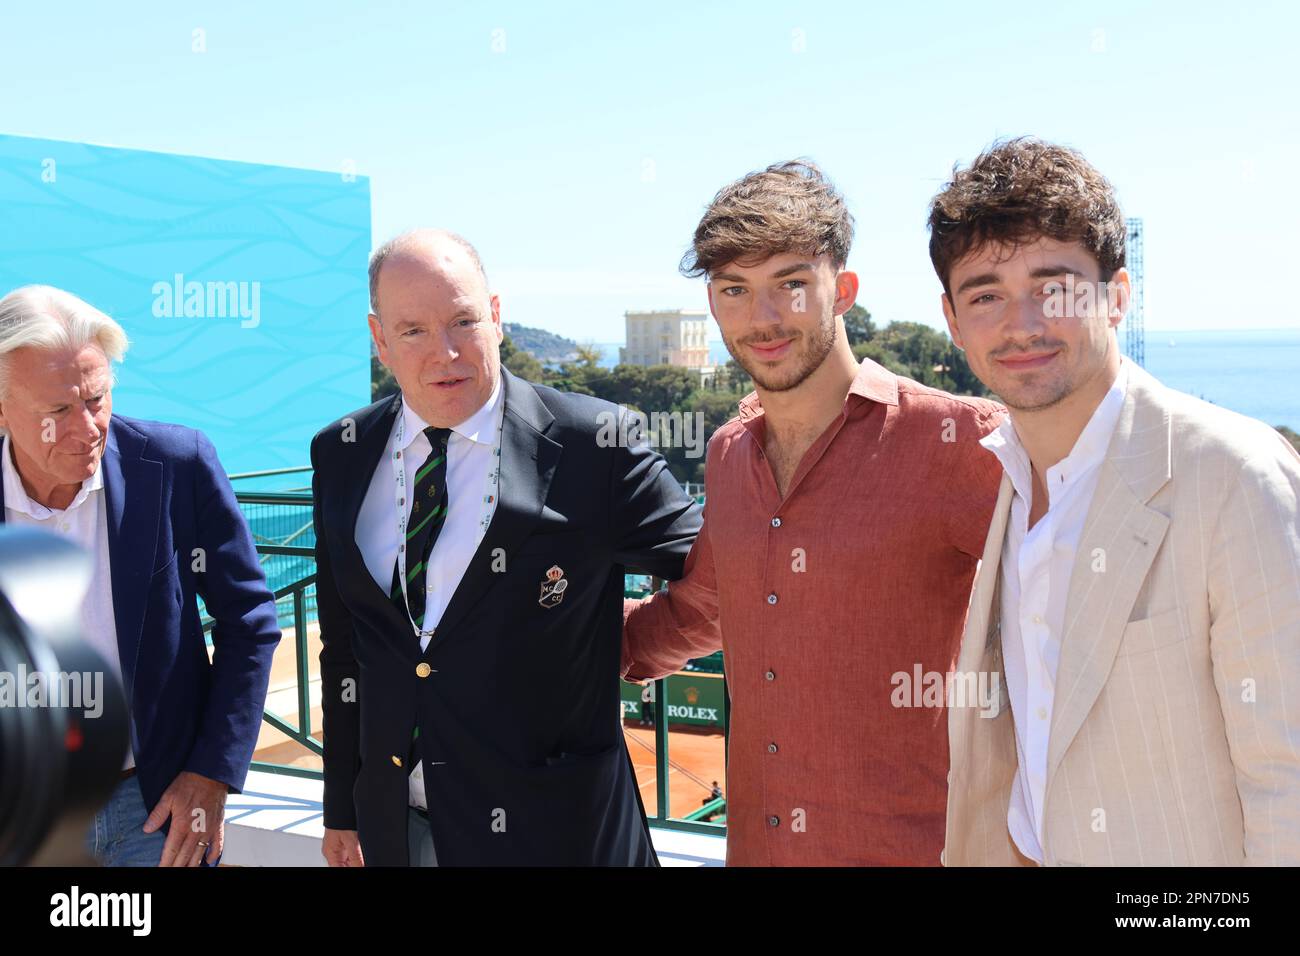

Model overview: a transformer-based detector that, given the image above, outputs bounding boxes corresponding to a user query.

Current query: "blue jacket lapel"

[102,418,163,692]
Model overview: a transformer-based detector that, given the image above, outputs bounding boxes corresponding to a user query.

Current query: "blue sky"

[3,0,1297,341]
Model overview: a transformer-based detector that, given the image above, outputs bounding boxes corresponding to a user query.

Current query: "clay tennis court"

[622,722,727,820]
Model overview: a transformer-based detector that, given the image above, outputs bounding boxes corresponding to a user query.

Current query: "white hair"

[0,285,129,404]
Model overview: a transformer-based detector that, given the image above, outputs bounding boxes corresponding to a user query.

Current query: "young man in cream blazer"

[929,138,1300,866]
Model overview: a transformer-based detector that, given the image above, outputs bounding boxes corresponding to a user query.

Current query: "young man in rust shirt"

[621,160,1004,865]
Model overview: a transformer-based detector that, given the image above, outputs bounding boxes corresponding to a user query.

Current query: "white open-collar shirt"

[979,358,1130,862]
[2,433,131,770]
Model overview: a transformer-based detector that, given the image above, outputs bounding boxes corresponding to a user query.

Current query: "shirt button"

[1032,614,1044,625]
[768,815,780,827]
[767,743,778,754]
[771,517,782,528]
[766,593,778,605]
[765,670,776,681]
[1036,706,1048,720]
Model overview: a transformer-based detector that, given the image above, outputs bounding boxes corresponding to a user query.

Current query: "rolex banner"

[620,672,726,729]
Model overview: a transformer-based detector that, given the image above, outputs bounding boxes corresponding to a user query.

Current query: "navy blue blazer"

[0,416,281,820]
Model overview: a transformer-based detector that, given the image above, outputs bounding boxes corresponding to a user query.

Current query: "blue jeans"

[84,774,167,866]
[85,772,228,868]
[83,773,226,868]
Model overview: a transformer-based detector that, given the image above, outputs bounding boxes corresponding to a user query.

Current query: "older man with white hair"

[0,285,281,866]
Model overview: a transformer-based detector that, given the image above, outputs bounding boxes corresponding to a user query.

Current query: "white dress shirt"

[979,358,1129,862]
[354,378,504,809]
[2,434,132,771]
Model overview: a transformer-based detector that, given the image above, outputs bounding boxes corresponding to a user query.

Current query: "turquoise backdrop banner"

[0,133,372,475]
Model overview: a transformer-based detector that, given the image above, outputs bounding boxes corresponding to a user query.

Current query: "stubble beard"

[726,310,839,394]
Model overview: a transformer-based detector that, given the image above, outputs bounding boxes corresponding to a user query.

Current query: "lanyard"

[390,398,503,638]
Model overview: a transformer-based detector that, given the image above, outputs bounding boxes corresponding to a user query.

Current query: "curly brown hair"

[681,159,854,278]
[927,138,1126,296]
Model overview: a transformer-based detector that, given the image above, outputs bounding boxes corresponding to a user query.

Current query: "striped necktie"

[392,425,452,633]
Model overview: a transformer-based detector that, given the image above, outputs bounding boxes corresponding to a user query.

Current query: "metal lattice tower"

[1123,217,1145,367]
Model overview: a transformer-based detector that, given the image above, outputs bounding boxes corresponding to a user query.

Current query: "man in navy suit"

[0,285,281,866]
[312,230,701,866]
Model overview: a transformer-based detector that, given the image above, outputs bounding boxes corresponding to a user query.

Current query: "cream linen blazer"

[944,363,1300,866]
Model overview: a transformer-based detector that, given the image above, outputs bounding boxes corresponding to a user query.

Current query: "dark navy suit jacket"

[0,416,281,824]
[311,370,702,865]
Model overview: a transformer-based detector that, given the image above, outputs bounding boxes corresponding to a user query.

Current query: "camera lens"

[0,527,128,866]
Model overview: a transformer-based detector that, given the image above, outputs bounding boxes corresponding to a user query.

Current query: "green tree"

[604,364,649,407]
[853,339,911,376]
[640,365,701,417]
[858,321,989,397]
[572,342,604,367]
[500,333,545,382]
[542,374,596,396]
[719,357,752,394]
[843,303,876,345]
[942,341,988,396]
[653,387,747,483]
[372,351,398,401]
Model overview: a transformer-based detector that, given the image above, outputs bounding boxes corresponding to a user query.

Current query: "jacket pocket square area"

[1115,608,1189,657]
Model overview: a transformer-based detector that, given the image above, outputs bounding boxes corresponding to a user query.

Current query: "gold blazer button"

[416,662,432,678]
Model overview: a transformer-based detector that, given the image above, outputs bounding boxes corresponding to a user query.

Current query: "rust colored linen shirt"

[622,357,1004,866]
